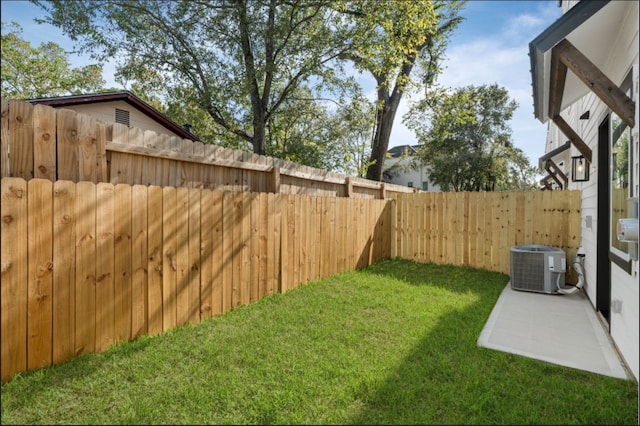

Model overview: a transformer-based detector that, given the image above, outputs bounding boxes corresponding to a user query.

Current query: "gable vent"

[115,108,130,127]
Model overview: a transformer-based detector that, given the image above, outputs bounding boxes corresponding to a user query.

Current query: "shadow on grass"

[348,259,637,425]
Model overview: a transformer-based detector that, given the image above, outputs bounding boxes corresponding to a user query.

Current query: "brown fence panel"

[1,178,28,382]
[390,190,582,276]
[53,180,76,364]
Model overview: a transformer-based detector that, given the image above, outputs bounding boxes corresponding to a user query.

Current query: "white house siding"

[384,154,441,192]
[549,0,639,381]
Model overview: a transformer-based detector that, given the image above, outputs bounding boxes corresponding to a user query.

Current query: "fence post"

[271,166,280,194]
[345,177,353,198]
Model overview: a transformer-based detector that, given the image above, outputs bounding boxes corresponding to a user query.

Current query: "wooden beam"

[552,115,592,164]
[554,39,635,128]
[545,159,568,190]
[548,44,568,119]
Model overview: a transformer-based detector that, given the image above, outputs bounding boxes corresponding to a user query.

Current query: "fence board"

[294,194,302,282]
[232,192,244,305]
[200,189,214,320]
[27,179,53,370]
[75,181,96,356]
[109,123,129,184]
[95,183,115,353]
[52,180,76,364]
[269,193,281,293]
[33,105,57,180]
[9,101,34,180]
[57,109,79,182]
[211,190,224,315]
[163,186,178,330]
[259,193,268,298]
[176,187,190,325]
[130,127,146,185]
[250,192,260,302]
[241,192,251,304]
[222,191,234,312]
[131,185,148,338]
[78,114,98,183]
[1,178,28,382]
[280,195,290,292]
[188,188,201,324]
[1,99,9,177]
[95,123,108,183]
[114,184,132,343]
[147,185,163,336]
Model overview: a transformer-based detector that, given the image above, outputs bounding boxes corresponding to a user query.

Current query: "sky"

[1,0,563,167]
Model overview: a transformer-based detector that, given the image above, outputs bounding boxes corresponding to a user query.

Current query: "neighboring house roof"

[28,90,199,142]
[387,144,421,158]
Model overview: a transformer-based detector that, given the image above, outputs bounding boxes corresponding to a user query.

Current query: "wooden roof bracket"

[540,175,555,190]
[548,39,637,165]
[544,158,568,189]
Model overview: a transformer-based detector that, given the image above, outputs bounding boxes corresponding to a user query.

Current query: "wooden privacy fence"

[1,177,391,383]
[391,190,582,276]
[1,176,581,383]
[0,99,414,199]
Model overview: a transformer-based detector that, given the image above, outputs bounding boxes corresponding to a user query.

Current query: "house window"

[422,181,429,191]
[609,71,633,256]
[407,182,413,188]
[115,108,130,127]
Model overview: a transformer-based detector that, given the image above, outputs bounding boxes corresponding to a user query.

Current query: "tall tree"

[336,0,465,181]
[33,0,357,156]
[0,22,105,98]
[404,84,538,191]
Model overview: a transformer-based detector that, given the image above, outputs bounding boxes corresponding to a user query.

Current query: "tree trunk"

[366,90,403,181]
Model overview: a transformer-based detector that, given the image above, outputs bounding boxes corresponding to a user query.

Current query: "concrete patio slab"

[478,283,630,380]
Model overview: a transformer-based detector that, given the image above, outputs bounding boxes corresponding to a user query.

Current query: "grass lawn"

[1,258,637,425]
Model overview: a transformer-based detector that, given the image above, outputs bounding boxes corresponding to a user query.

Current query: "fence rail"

[1,98,414,198]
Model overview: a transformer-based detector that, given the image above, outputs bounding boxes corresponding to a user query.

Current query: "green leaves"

[1,22,105,99]
[405,84,538,191]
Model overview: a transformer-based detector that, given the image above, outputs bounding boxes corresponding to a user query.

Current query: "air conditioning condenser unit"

[510,245,566,294]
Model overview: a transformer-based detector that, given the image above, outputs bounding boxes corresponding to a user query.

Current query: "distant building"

[28,90,198,142]
[383,144,440,192]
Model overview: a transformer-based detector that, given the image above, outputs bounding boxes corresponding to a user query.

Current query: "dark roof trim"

[28,91,200,142]
[388,144,420,158]
[538,140,571,170]
[529,0,609,120]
